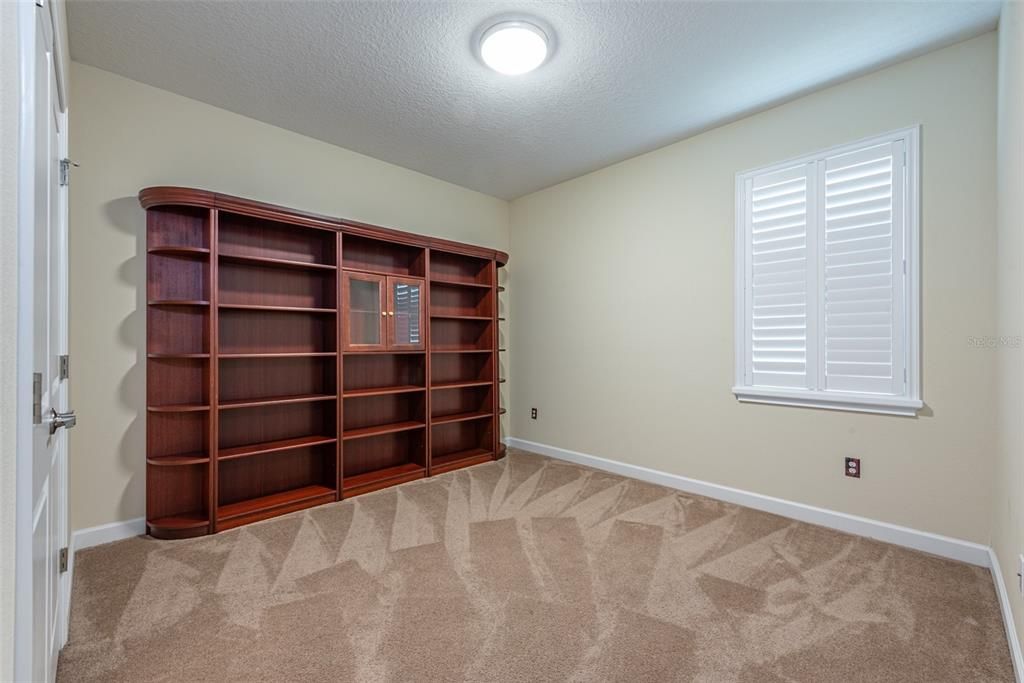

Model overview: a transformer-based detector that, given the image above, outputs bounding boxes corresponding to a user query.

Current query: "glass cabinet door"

[388,277,424,350]
[343,272,386,350]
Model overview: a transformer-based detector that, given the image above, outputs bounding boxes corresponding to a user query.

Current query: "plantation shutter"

[744,163,817,390]
[735,128,919,414]
[822,140,905,396]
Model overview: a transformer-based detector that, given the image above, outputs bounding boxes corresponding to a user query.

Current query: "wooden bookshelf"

[428,251,502,472]
[142,187,507,537]
[145,205,213,539]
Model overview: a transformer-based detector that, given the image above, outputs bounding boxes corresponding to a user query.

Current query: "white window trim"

[733,126,922,417]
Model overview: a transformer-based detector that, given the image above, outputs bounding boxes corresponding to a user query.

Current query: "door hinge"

[59,354,69,380]
[59,158,78,187]
[32,372,42,425]
[59,547,68,573]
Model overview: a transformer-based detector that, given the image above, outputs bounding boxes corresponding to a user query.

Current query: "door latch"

[59,159,78,187]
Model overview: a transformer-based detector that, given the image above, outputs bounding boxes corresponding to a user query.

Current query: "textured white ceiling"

[67,1,1001,199]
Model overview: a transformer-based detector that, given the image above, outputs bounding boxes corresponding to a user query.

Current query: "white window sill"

[732,387,923,417]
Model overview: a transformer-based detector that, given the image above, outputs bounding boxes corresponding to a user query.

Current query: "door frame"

[13,0,71,680]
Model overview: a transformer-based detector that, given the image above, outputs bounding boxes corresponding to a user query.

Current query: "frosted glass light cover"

[480,22,548,75]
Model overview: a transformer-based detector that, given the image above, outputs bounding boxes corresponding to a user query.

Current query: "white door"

[20,0,72,680]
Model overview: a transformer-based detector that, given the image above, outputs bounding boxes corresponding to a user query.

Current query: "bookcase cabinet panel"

[148,358,209,408]
[142,186,507,537]
[219,262,336,310]
[430,318,493,351]
[217,447,337,525]
[147,205,209,251]
[219,309,336,355]
[219,402,336,452]
[148,253,209,302]
[148,307,209,355]
[430,283,493,318]
[218,447,336,504]
[344,354,425,393]
[431,385,493,420]
[431,420,494,475]
[431,352,493,385]
[147,411,209,460]
[343,393,426,435]
[429,251,492,286]
[220,356,335,402]
[342,235,425,276]
[147,464,209,538]
[220,212,336,266]
[343,431,426,496]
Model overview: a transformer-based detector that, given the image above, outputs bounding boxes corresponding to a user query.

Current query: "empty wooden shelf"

[148,246,211,257]
[432,380,493,390]
[343,385,425,398]
[218,435,338,461]
[432,410,493,425]
[217,484,337,530]
[218,393,336,410]
[147,403,210,413]
[343,462,425,497]
[342,420,425,440]
[431,448,494,475]
[142,186,507,538]
[219,251,338,271]
[147,512,210,538]
[146,453,210,467]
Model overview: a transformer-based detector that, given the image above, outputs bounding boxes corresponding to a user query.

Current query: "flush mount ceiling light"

[479,21,549,75]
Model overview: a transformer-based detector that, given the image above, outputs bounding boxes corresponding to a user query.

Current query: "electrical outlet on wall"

[530,408,538,420]
[1018,555,1024,596]
[845,457,861,478]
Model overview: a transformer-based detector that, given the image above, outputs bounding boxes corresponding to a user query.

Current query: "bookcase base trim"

[147,520,210,541]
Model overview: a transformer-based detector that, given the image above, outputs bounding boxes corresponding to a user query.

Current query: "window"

[733,127,921,416]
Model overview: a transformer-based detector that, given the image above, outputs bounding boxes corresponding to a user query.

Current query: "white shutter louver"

[822,141,905,396]
[746,164,815,389]
[735,127,919,415]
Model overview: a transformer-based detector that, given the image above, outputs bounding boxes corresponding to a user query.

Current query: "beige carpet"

[58,448,1012,682]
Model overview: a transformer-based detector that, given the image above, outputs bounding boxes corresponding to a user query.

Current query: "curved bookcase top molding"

[139,186,509,266]
[139,186,217,209]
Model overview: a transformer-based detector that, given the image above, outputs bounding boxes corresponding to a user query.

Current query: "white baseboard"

[505,437,991,567]
[71,517,145,553]
[990,548,1024,682]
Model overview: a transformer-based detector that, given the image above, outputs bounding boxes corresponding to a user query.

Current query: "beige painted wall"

[0,2,19,678]
[68,62,510,532]
[509,33,998,544]
[993,0,1024,650]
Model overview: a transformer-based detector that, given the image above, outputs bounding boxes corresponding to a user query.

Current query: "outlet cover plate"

[845,457,861,478]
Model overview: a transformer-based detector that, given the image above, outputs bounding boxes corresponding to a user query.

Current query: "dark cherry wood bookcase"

[142,187,508,539]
